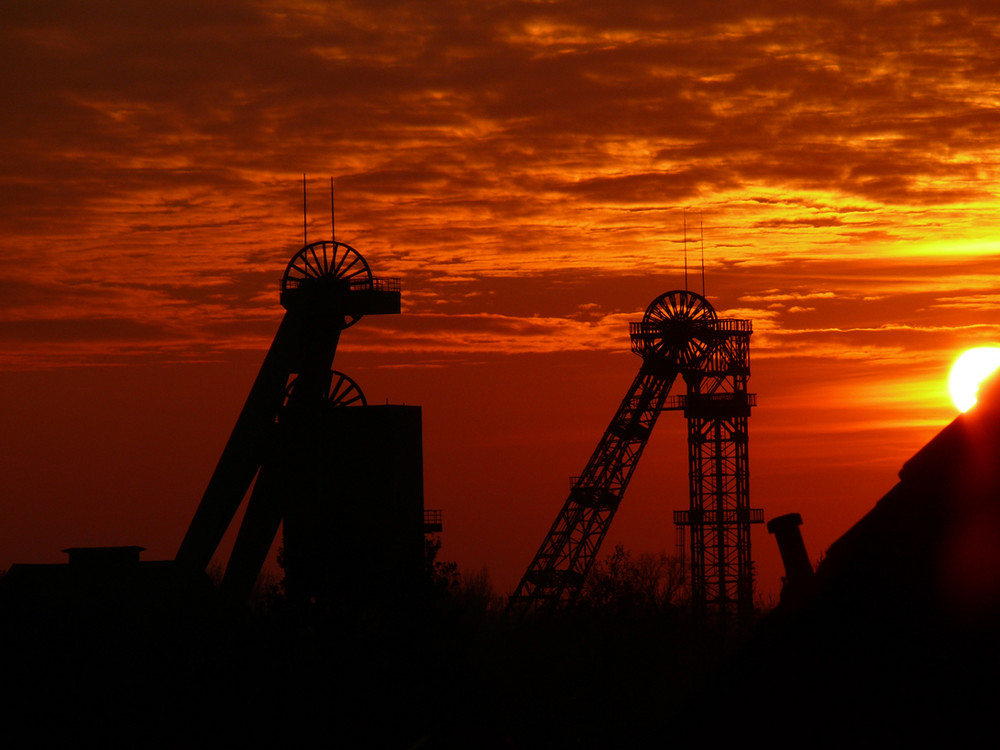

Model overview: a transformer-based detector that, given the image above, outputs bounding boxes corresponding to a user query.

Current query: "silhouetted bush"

[579,542,688,612]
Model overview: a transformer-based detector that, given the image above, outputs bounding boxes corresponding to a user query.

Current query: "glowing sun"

[949,346,1000,412]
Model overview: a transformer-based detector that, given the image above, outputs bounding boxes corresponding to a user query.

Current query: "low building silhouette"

[0,545,215,629]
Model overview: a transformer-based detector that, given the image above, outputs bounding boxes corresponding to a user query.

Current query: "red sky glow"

[4,1,1000,601]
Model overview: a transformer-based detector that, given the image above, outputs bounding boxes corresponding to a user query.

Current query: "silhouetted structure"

[668,303,759,623]
[175,240,427,603]
[691,372,1000,743]
[0,235,446,745]
[280,404,426,608]
[766,512,814,604]
[0,546,213,627]
[509,291,761,621]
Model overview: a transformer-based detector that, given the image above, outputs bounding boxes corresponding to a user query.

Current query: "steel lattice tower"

[509,290,761,622]
[672,318,761,624]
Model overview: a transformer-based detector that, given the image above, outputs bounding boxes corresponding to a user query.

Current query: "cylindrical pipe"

[767,513,813,600]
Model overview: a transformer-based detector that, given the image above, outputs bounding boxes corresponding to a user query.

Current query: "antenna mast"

[683,210,689,291]
[700,212,706,297]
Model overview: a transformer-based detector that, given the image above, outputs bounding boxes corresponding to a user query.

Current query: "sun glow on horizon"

[949,346,1000,412]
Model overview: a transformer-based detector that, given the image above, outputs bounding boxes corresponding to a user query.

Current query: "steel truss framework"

[672,319,762,623]
[509,290,761,620]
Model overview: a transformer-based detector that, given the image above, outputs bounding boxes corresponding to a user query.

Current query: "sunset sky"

[4,1,1000,600]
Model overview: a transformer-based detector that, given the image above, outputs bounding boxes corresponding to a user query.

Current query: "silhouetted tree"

[443,565,504,624]
[580,543,687,611]
[455,565,500,606]
[425,534,458,595]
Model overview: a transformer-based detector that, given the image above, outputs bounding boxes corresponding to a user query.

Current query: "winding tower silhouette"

[175,239,403,600]
[509,290,761,622]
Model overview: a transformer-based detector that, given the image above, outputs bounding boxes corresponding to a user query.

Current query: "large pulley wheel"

[283,370,367,409]
[324,370,367,407]
[640,290,716,367]
[281,240,373,328]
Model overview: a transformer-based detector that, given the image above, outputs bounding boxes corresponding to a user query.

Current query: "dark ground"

[0,574,735,749]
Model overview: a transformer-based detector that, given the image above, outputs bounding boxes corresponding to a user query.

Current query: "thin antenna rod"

[330,177,336,243]
[700,212,706,297]
[683,209,688,291]
[303,174,308,247]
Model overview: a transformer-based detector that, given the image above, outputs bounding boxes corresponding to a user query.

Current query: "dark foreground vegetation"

[6,533,1000,747]
[0,545,747,748]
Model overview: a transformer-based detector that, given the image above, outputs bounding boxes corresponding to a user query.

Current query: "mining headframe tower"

[508,289,762,624]
[175,236,435,607]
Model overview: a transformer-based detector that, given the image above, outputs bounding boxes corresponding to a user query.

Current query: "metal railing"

[353,276,401,293]
[283,276,401,293]
[712,318,752,333]
[628,318,751,337]
[674,508,764,525]
[664,393,757,410]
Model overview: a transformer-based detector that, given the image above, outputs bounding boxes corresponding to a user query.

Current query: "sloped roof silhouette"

[679,371,1000,744]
